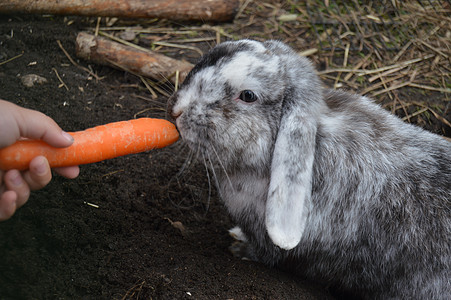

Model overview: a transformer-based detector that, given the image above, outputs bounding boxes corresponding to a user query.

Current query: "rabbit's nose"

[171,110,182,120]
[167,93,186,121]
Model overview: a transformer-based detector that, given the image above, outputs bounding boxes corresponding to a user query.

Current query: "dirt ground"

[0,6,449,300]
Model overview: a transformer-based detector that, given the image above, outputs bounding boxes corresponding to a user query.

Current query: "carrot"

[0,118,179,171]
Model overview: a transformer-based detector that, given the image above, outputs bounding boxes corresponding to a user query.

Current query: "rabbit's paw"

[228,226,257,261]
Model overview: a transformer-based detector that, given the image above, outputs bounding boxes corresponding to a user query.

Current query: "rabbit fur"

[167,39,451,299]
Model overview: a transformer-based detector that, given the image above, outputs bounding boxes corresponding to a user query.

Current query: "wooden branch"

[0,0,240,22]
[75,32,193,84]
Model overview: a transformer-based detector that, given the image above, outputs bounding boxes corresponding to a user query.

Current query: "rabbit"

[167,39,451,299]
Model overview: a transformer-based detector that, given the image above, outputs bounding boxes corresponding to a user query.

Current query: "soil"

[0,16,333,299]
[0,14,449,300]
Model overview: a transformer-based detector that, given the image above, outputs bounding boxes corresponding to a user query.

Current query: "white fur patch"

[222,175,268,219]
[228,226,248,242]
[220,52,279,92]
[172,66,216,116]
[320,113,345,134]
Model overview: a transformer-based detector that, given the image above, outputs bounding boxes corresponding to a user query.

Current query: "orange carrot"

[0,118,179,171]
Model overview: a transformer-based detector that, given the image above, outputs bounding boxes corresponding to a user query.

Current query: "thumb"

[0,100,74,148]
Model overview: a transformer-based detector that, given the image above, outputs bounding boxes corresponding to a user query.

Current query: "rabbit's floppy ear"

[265,96,317,250]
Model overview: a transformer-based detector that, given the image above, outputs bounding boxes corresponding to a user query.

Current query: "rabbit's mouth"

[175,117,216,153]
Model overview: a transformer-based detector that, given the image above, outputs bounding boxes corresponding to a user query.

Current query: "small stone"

[21,74,48,87]
[119,30,136,41]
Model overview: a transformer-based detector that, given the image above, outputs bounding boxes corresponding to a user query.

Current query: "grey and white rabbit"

[167,39,450,299]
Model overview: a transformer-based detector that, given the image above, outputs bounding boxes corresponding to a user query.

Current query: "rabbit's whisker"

[205,150,223,199]
[201,153,212,216]
[209,142,235,193]
[176,146,194,177]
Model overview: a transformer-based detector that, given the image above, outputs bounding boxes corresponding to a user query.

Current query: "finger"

[4,169,30,209]
[0,190,17,221]
[22,156,52,191]
[54,166,80,179]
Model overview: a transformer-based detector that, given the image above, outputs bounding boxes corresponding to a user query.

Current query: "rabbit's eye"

[239,90,257,103]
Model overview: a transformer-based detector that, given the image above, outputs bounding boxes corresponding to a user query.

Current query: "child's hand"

[0,100,80,221]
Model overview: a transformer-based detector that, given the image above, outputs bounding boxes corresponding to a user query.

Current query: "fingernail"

[34,157,48,175]
[61,131,74,143]
[10,171,23,186]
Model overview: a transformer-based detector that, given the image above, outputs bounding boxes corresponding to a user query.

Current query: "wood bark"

[75,32,193,84]
[0,0,239,22]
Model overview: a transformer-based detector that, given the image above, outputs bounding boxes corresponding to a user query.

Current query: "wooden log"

[0,0,239,22]
[75,32,193,84]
